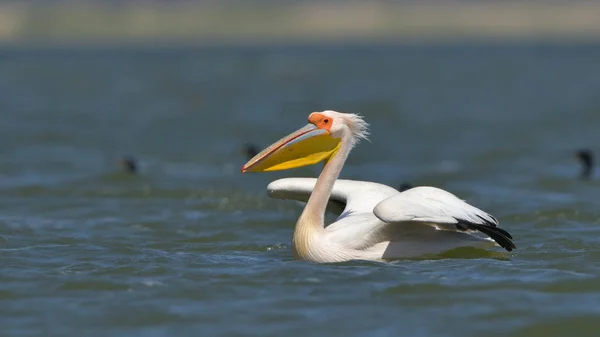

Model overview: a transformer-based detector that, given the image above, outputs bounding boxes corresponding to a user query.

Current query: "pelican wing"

[267,179,515,253]
[373,186,515,251]
[267,178,398,215]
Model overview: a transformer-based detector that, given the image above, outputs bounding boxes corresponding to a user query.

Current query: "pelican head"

[241,111,369,173]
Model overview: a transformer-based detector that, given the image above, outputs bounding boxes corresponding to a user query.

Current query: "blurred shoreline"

[2,2,600,45]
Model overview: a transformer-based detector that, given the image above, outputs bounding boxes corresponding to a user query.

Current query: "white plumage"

[244,110,515,263]
[268,178,514,262]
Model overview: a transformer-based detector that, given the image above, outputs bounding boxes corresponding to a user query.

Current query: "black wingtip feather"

[495,227,513,240]
[476,214,513,239]
[455,218,516,252]
[471,224,516,252]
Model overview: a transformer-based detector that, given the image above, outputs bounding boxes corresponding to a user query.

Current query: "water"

[1,42,600,336]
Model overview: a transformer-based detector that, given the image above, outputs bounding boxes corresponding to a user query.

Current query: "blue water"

[1,42,600,336]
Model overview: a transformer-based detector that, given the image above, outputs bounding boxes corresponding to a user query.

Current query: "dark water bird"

[576,149,594,180]
[117,156,138,174]
[397,182,413,192]
[242,143,260,160]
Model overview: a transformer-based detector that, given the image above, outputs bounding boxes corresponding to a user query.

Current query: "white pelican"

[241,110,515,263]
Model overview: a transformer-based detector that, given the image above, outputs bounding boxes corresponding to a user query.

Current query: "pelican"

[241,110,515,263]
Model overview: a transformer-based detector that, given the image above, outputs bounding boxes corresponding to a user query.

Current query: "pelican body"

[242,111,515,263]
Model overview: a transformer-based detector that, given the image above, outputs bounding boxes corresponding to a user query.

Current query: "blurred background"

[2,1,600,337]
[3,1,600,43]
